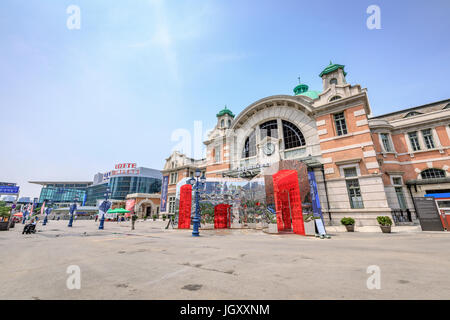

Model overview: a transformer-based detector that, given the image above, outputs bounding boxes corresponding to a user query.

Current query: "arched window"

[260,120,278,139]
[220,119,224,127]
[404,111,422,118]
[330,96,341,102]
[282,120,306,150]
[421,168,446,179]
[330,78,338,85]
[228,120,231,127]
[242,130,256,158]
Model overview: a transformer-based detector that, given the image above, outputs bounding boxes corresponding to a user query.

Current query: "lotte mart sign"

[102,163,140,182]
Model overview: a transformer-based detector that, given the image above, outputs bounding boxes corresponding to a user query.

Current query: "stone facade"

[160,63,450,226]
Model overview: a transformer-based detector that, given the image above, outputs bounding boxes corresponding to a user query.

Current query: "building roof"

[370,98,450,120]
[319,61,347,77]
[216,106,235,118]
[29,181,93,186]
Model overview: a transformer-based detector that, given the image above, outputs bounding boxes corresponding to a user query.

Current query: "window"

[408,132,421,151]
[242,130,256,158]
[404,111,422,118]
[330,78,338,85]
[334,112,348,136]
[214,146,221,163]
[392,177,402,185]
[395,187,407,209]
[228,120,231,127]
[343,167,358,178]
[221,119,224,127]
[346,179,364,209]
[170,172,178,184]
[421,129,435,149]
[260,120,278,140]
[330,96,342,102]
[168,196,176,214]
[380,133,393,152]
[420,168,446,179]
[282,120,306,150]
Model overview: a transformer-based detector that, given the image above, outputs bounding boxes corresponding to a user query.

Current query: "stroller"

[22,223,36,235]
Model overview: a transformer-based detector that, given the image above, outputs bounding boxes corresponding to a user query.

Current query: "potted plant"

[247,215,256,229]
[303,213,318,236]
[162,214,167,221]
[152,214,158,221]
[0,203,11,231]
[341,217,355,232]
[267,213,278,234]
[377,216,393,233]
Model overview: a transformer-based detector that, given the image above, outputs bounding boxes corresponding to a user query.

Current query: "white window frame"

[390,175,403,186]
[379,132,395,153]
[339,163,361,178]
[214,145,221,163]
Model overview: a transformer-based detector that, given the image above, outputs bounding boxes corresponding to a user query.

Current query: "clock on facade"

[263,142,275,156]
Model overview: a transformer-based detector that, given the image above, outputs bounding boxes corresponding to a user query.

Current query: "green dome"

[293,80,320,100]
[216,106,235,118]
[298,90,320,100]
[319,61,347,77]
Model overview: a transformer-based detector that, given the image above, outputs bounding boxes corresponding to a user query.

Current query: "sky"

[0,0,449,198]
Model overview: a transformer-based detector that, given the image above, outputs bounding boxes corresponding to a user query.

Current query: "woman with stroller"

[22,218,37,235]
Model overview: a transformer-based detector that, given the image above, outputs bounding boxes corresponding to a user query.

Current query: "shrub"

[152,214,158,220]
[162,214,166,221]
[377,216,392,226]
[340,217,355,226]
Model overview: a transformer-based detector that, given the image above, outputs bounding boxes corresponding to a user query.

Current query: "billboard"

[0,186,19,194]
[160,175,169,212]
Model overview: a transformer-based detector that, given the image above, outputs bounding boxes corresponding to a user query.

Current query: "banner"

[125,199,136,217]
[307,170,326,235]
[160,175,169,212]
[41,201,46,216]
[0,186,19,194]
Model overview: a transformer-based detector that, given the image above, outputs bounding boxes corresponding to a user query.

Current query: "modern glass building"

[85,167,162,206]
[29,181,92,206]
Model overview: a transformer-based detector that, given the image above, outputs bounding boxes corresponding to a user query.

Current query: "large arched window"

[260,120,278,139]
[242,130,256,158]
[421,168,446,179]
[282,120,306,150]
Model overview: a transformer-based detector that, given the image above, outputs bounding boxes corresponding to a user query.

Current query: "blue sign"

[307,170,326,235]
[0,186,19,194]
[160,175,169,212]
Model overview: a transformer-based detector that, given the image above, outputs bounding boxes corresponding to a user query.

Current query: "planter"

[231,223,241,229]
[256,222,263,230]
[247,223,256,229]
[268,223,278,234]
[304,220,316,236]
[345,224,355,232]
[9,220,15,228]
[0,221,10,231]
[380,225,391,233]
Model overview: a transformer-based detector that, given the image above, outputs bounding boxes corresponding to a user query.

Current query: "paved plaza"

[0,220,449,300]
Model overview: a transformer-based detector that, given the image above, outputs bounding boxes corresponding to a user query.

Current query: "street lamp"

[68,197,79,227]
[187,169,206,237]
[99,187,111,230]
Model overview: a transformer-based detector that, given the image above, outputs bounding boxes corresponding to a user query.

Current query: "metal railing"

[391,209,412,223]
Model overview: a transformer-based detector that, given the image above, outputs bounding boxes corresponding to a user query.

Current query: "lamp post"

[99,188,111,230]
[68,197,78,227]
[187,169,206,237]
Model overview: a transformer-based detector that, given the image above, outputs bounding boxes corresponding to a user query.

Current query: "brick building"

[161,62,450,226]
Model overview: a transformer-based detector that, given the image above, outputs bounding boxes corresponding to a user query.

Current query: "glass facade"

[38,184,89,205]
[109,176,161,199]
[86,175,162,206]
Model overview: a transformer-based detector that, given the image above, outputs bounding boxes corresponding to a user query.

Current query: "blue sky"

[1,0,449,198]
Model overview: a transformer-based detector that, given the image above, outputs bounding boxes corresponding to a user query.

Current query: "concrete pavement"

[0,219,449,300]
